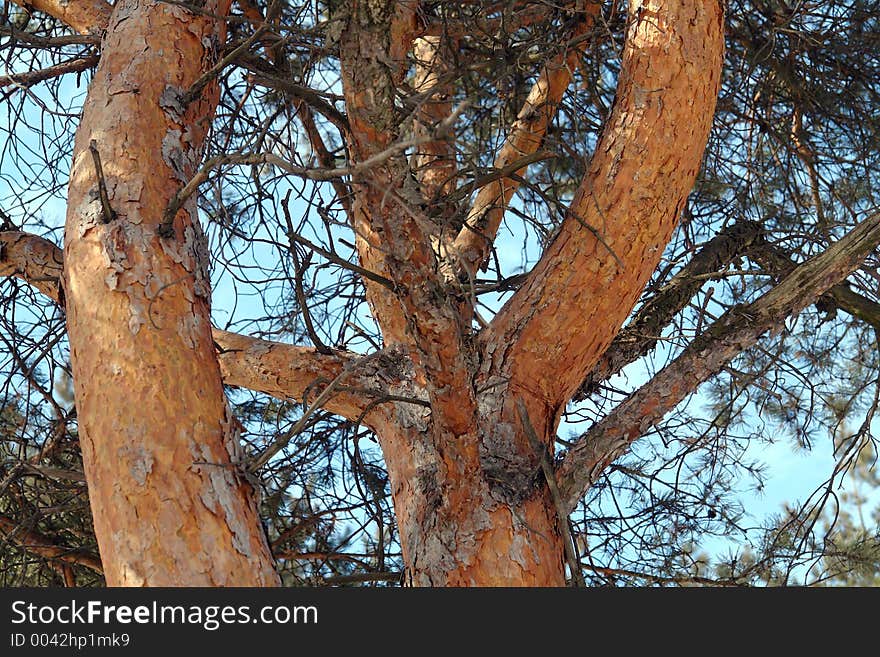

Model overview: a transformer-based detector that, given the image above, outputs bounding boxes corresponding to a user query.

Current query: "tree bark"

[9,0,111,35]
[575,220,766,399]
[485,0,725,409]
[374,395,567,586]
[62,0,278,586]
[0,231,407,426]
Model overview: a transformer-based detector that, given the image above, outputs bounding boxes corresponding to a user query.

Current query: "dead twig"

[88,140,116,223]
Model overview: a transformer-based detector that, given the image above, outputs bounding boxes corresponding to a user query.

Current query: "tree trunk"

[63,0,278,586]
[374,392,567,586]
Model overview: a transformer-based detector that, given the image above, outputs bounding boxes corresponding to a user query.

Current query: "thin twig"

[246,69,349,132]
[0,24,101,46]
[442,150,557,205]
[282,189,332,354]
[247,360,367,473]
[160,135,432,236]
[287,229,394,290]
[581,564,740,587]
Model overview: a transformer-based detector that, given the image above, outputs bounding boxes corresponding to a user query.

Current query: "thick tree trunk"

[63,0,278,586]
[375,393,567,586]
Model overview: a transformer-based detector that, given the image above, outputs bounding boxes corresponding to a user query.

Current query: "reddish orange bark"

[63,0,278,586]
[9,0,111,35]
[0,232,387,425]
[371,397,567,586]
[485,0,725,409]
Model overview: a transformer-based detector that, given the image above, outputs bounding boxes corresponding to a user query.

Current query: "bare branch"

[557,212,880,512]
[750,241,880,330]
[516,398,584,587]
[239,57,349,132]
[321,572,402,585]
[180,25,270,107]
[246,350,394,473]
[0,55,99,89]
[0,231,405,420]
[422,2,563,39]
[285,227,394,290]
[0,24,101,46]
[0,231,64,302]
[88,140,117,223]
[9,0,112,35]
[294,102,353,218]
[160,139,429,235]
[450,4,600,277]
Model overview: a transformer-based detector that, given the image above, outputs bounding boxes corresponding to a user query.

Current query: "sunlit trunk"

[63,0,278,586]
[375,394,567,586]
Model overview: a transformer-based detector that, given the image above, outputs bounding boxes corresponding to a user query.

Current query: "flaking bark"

[62,0,278,586]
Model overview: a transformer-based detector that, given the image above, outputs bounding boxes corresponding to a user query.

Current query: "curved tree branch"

[213,329,418,425]
[0,55,100,90]
[0,231,65,302]
[10,0,111,35]
[577,218,880,401]
[483,0,725,409]
[556,212,880,512]
[750,240,880,330]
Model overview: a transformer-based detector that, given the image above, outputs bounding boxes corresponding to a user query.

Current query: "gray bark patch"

[159,86,186,124]
[480,421,541,505]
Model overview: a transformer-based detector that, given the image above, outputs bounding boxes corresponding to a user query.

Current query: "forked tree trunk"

[362,0,724,586]
[63,0,278,586]
[374,393,566,586]
[11,0,724,587]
